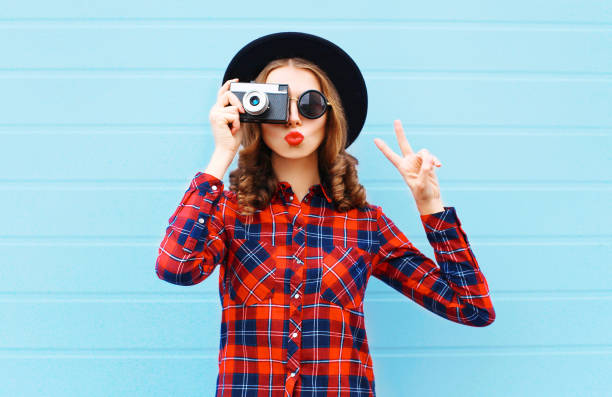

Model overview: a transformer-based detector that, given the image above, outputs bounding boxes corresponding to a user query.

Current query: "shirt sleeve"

[371,205,496,327]
[155,171,228,286]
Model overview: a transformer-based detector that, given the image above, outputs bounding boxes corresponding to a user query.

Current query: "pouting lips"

[285,131,304,145]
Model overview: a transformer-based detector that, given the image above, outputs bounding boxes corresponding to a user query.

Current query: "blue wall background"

[2,2,611,396]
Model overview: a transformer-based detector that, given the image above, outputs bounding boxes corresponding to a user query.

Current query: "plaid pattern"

[156,171,495,396]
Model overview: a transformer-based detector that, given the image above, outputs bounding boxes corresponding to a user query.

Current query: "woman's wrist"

[416,198,445,215]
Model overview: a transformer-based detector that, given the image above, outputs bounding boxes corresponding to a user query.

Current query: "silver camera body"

[229,82,289,124]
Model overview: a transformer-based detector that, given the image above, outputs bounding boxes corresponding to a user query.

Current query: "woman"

[156,32,495,397]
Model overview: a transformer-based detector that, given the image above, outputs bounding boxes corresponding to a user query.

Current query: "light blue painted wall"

[1,2,611,396]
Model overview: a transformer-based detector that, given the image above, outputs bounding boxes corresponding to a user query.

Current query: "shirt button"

[198,218,204,224]
[293,292,300,299]
[211,185,218,191]
[289,372,296,378]
[292,332,298,338]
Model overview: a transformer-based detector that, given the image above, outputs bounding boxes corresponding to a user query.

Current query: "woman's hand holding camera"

[204,78,247,180]
[208,78,246,155]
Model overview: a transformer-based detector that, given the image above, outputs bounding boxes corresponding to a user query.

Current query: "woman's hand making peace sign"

[373,120,446,215]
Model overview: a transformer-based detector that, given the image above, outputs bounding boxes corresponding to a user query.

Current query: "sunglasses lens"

[299,91,327,118]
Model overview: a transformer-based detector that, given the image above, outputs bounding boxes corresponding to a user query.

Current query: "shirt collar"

[275,180,333,204]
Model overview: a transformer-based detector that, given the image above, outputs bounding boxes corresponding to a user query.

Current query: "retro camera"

[229,82,289,124]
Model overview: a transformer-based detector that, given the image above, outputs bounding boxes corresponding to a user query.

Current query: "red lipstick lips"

[284,131,304,146]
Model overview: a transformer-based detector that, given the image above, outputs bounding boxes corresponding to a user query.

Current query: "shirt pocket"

[320,245,369,310]
[227,238,277,306]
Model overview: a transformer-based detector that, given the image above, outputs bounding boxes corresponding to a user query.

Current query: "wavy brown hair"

[228,57,369,215]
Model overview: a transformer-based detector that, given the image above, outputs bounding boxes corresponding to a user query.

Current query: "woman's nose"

[286,98,302,126]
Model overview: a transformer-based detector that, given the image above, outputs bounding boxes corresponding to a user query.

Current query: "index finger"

[217,77,239,98]
[217,90,245,111]
[373,138,403,169]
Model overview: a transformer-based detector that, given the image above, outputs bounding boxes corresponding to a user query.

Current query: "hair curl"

[228,57,370,215]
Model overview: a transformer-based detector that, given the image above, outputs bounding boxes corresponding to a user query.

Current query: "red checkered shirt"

[156,171,495,396]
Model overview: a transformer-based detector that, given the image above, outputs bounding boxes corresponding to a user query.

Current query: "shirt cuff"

[192,171,225,195]
[419,206,461,231]
[419,206,473,250]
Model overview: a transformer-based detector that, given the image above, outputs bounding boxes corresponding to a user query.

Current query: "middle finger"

[221,105,243,114]
[394,120,414,157]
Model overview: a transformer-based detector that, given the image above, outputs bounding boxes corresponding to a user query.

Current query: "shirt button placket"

[285,208,305,396]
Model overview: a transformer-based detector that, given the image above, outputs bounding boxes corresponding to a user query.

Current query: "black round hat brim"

[222,32,367,149]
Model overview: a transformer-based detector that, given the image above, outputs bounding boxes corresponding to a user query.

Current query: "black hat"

[222,32,368,149]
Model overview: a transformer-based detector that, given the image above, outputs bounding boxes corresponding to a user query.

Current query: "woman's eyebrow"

[288,87,317,97]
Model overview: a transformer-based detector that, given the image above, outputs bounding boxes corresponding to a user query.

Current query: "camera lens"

[243,90,269,115]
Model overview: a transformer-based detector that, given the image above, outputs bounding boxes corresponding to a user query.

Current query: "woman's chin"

[271,144,315,160]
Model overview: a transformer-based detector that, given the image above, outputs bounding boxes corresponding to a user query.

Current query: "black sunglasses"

[290,89,332,119]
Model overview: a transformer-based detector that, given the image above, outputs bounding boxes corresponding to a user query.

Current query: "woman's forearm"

[204,149,236,180]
